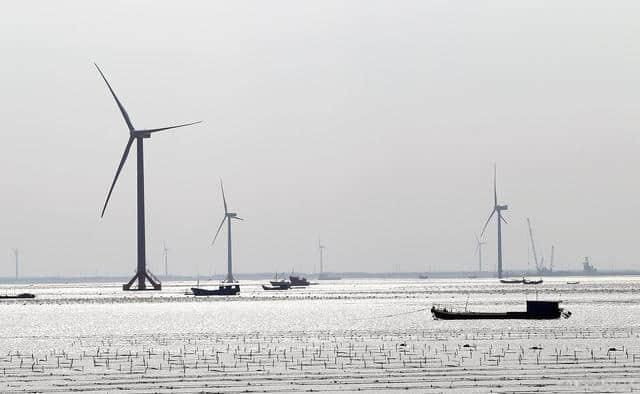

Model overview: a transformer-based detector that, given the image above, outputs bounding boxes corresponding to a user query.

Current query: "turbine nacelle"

[497,204,508,211]
[132,130,152,138]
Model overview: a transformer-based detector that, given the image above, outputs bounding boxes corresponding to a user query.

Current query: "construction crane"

[526,218,540,273]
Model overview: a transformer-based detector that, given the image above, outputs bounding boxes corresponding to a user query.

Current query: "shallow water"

[0,276,639,392]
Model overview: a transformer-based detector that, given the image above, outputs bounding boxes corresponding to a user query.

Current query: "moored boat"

[289,275,310,286]
[523,278,543,285]
[191,284,240,296]
[500,278,523,284]
[262,284,290,291]
[0,293,35,299]
[431,300,570,320]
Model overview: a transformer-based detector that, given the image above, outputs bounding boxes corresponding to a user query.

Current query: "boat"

[418,274,429,279]
[262,284,290,291]
[191,284,240,296]
[0,293,35,299]
[500,278,523,284]
[431,300,570,320]
[270,272,291,287]
[566,281,580,285]
[523,278,543,285]
[289,275,310,286]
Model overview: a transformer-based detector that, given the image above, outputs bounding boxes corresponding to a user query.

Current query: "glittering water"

[0,276,639,392]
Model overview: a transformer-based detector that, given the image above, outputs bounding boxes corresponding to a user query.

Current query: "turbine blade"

[94,63,134,132]
[480,209,496,237]
[138,121,202,134]
[212,216,227,245]
[220,179,228,214]
[101,136,135,217]
[500,213,508,225]
[233,216,244,221]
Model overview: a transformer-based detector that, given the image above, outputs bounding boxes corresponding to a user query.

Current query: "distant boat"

[289,275,310,286]
[431,300,570,320]
[566,281,580,285]
[418,274,429,279]
[270,272,291,287]
[500,278,524,284]
[0,293,35,299]
[523,278,543,285]
[191,284,240,296]
[262,284,290,291]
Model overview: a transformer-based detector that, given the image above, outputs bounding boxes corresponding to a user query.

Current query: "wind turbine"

[12,248,18,280]
[162,241,169,278]
[318,238,326,275]
[211,180,243,283]
[96,64,201,291]
[480,164,509,278]
[474,235,486,273]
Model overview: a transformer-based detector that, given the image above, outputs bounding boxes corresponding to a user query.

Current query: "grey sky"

[1,1,639,277]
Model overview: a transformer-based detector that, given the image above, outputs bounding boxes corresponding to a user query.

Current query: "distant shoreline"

[0,270,638,284]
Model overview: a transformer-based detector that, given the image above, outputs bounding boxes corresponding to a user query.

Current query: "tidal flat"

[0,277,639,393]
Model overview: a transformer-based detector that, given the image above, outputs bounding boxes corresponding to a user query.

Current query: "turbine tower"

[212,180,243,283]
[95,64,201,291]
[318,238,326,274]
[480,164,509,278]
[474,235,486,272]
[12,248,18,280]
[162,241,169,278]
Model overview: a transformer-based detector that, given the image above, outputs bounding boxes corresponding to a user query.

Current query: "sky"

[0,1,639,277]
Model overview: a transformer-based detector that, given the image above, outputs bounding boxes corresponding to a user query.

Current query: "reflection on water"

[0,277,639,392]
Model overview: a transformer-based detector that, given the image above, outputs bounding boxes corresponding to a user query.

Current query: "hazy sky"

[1,1,639,277]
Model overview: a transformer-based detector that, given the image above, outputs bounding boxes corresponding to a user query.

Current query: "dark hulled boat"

[523,278,543,285]
[431,300,569,320]
[0,293,35,299]
[262,283,290,291]
[191,284,240,296]
[500,278,524,284]
[289,275,310,286]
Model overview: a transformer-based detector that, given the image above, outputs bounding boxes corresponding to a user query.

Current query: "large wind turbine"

[211,180,243,283]
[480,165,509,278]
[474,234,486,272]
[96,64,201,291]
[318,238,326,274]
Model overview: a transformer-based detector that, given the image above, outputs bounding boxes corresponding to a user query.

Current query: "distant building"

[583,257,597,274]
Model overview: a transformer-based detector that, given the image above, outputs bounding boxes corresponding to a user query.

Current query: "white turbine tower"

[12,248,19,280]
[211,180,243,283]
[319,238,326,275]
[162,241,169,278]
[480,164,509,279]
[474,235,486,273]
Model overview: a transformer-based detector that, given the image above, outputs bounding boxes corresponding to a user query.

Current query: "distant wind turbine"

[318,238,326,274]
[162,241,169,278]
[211,180,243,283]
[480,164,509,278]
[95,63,201,291]
[12,248,19,280]
[474,235,486,272]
